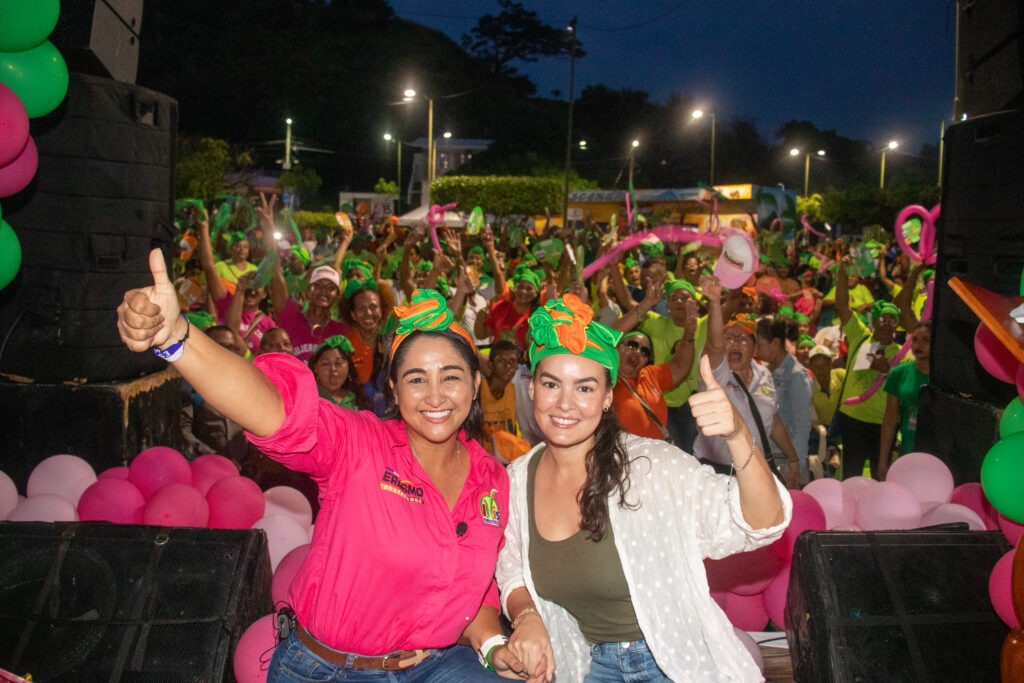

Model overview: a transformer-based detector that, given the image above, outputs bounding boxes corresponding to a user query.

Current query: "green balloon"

[1000,397,1024,439]
[981,431,1024,523]
[0,0,60,52]
[0,219,22,290]
[0,40,69,118]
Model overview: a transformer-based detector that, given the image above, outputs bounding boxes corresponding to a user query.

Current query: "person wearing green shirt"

[878,321,931,480]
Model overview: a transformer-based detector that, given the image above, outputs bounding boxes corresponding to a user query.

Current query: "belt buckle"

[382,649,428,671]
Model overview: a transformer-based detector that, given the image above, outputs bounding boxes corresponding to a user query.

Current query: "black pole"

[562,17,577,227]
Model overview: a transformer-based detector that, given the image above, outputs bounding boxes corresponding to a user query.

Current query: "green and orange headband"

[389,289,475,360]
[725,313,759,336]
[528,293,623,385]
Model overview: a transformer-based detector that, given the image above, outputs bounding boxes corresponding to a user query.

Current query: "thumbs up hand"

[117,248,183,352]
[689,355,743,441]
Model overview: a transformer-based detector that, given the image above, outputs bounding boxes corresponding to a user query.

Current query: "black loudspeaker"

[51,0,143,84]
[0,72,176,383]
[786,529,1011,683]
[0,522,273,682]
[915,385,1003,483]
[956,0,1023,118]
[932,110,1024,404]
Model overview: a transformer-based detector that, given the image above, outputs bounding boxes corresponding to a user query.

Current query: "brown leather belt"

[296,624,431,670]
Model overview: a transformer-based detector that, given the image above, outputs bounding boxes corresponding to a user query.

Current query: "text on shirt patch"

[479,489,501,526]
[380,468,425,504]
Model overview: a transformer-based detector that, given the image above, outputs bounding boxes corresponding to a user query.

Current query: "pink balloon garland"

[801,213,826,238]
[426,202,457,252]
[893,204,939,265]
[581,225,724,281]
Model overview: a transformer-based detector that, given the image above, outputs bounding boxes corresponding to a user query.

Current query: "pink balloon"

[0,470,18,520]
[722,591,769,631]
[855,482,923,530]
[989,550,1021,629]
[8,493,77,522]
[98,466,131,480]
[263,486,313,530]
[831,524,862,531]
[207,476,265,529]
[0,136,37,197]
[974,323,1020,384]
[0,83,29,167]
[252,514,310,572]
[920,503,987,530]
[77,478,145,524]
[130,446,192,499]
[142,483,209,527]
[803,478,857,529]
[763,564,791,629]
[732,628,765,674]
[232,613,278,683]
[190,454,239,495]
[998,513,1024,547]
[581,225,725,280]
[841,476,879,502]
[886,452,954,509]
[950,482,1000,530]
[772,490,827,561]
[27,454,97,507]
[272,543,311,605]
[705,545,783,596]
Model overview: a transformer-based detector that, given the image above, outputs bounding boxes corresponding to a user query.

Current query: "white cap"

[713,229,759,289]
[809,344,833,360]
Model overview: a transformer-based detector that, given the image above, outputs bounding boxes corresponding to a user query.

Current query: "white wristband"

[477,633,508,670]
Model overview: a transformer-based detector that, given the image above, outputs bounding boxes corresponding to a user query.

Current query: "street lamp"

[789,148,826,196]
[563,17,579,225]
[691,109,717,185]
[628,138,640,190]
[283,117,293,170]
[879,139,899,189]
[383,133,401,200]
[403,88,434,201]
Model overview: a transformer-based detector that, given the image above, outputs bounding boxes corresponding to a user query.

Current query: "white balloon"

[27,454,97,507]
[0,470,18,520]
[263,486,313,529]
[252,514,309,572]
[8,493,78,522]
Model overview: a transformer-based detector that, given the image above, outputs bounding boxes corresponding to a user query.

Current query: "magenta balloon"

[263,486,313,529]
[27,453,97,507]
[803,477,857,529]
[998,513,1024,547]
[950,482,1000,530]
[920,503,987,531]
[763,564,791,629]
[0,83,28,167]
[8,493,77,522]
[886,452,954,509]
[722,591,769,631]
[129,446,191,499]
[77,478,145,524]
[893,204,935,264]
[705,545,782,596]
[0,470,16,520]
[580,225,724,280]
[207,476,265,529]
[272,543,311,605]
[989,550,1021,629]
[772,490,826,561]
[974,323,1019,384]
[855,482,923,531]
[142,483,209,527]
[232,613,277,683]
[252,514,310,572]
[98,466,131,481]
[0,136,37,197]
[190,454,239,495]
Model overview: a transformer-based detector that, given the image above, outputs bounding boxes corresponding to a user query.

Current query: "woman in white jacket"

[496,292,792,682]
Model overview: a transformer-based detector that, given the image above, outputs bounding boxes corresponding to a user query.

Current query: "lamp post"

[789,148,826,196]
[880,139,898,189]
[562,17,579,226]
[283,117,293,170]
[383,133,402,203]
[403,88,434,202]
[691,109,717,185]
[628,139,639,189]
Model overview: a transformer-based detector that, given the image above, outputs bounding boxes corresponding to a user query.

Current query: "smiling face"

[307,278,339,310]
[530,354,613,453]
[724,327,755,372]
[390,335,480,445]
[313,348,350,394]
[795,344,812,367]
[351,289,383,334]
[513,280,538,307]
[873,312,898,345]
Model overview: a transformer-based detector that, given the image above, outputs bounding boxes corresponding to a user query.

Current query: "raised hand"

[117,249,183,352]
[689,355,741,440]
[256,192,277,230]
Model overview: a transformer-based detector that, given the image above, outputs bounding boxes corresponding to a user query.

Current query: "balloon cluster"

[0,446,316,683]
[0,0,69,290]
[704,452,1024,635]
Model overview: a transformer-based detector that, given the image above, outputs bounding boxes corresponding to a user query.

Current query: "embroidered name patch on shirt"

[380,468,425,504]
[479,488,501,526]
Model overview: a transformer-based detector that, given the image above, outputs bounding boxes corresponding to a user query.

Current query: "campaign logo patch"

[380,467,425,504]
[479,488,501,526]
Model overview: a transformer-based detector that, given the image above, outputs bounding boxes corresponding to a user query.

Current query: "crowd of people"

[117,193,936,680]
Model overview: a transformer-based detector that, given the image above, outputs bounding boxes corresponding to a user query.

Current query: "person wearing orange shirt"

[611,330,696,442]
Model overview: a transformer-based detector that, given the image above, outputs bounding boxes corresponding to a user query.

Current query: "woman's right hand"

[507,617,556,682]
[117,249,183,352]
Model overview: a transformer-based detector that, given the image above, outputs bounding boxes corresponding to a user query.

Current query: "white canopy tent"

[395,204,466,227]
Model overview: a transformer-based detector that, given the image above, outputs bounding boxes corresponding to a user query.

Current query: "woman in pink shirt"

[118,258,529,681]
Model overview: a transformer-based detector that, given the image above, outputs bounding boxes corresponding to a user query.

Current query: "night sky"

[388,0,957,152]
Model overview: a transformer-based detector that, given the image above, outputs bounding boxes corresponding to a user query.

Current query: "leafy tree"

[374,178,399,198]
[279,164,323,206]
[176,136,252,204]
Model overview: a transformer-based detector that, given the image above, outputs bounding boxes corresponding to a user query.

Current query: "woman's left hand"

[490,644,531,680]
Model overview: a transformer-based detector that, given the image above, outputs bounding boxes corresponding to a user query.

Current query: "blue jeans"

[268,630,504,682]
[584,640,671,683]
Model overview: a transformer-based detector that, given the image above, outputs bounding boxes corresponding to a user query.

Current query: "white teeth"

[422,410,452,419]
[551,416,577,426]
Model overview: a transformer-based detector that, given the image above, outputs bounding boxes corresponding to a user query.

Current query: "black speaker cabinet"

[0,522,272,682]
[956,0,1023,118]
[0,72,176,383]
[786,529,1011,683]
[51,0,143,84]
[915,384,1003,483]
[932,110,1024,404]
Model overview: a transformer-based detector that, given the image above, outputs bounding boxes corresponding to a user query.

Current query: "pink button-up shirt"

[247,354,508,654]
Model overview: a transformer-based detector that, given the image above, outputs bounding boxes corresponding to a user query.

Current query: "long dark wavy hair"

[578,370,639,542]
[381,329,486,443]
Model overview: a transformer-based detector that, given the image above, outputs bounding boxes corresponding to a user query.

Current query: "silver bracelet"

[730,438,757,476]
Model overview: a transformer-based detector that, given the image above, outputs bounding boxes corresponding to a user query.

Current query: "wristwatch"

[477,634,508,671]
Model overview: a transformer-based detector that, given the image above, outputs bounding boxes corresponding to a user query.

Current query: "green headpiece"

[344,277,379,300]
[664,275,697,300]
[623,257,639,270]
[512,264,541,291]
[290,246,311,266]
[469,245,485,258]
[316,335,355,356]
[528,294,623,386]
[797,334,816,348]
[871,301,900,322]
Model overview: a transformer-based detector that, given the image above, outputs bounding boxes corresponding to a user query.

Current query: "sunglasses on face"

[623,339,652,360]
